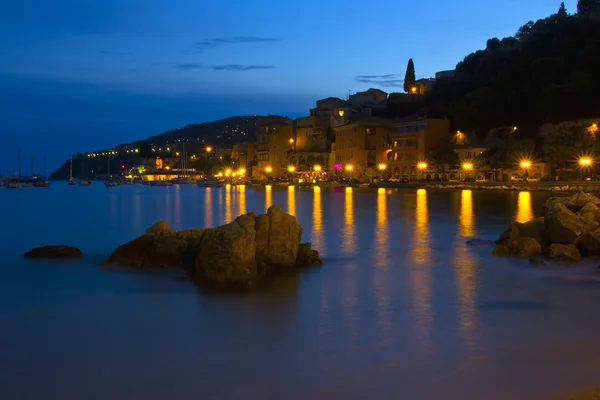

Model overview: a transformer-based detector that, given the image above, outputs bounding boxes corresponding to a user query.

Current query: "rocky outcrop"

[545,244,582,262]
[107,206,322,291]
[492,237,542,258]
[544,203,597,244]
[24,245,84,259]
[494,191,600,264]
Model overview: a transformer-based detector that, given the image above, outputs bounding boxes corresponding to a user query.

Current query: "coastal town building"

[331,119,394,176]
[388,118,451,179]
[254,116,294,177]
[231,143,256,168]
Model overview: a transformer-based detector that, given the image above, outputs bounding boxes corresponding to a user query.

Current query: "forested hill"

[50,116,259,179]
[424,2,600,135]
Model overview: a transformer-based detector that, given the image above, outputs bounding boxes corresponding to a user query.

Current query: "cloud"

[174,63,204,70]
[212,64,275,71]
[355,74,404,87]
[191,37,279,52]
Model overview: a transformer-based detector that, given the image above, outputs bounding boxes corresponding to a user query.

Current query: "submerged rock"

[24,245,84,259]
[495,222,524,244]
[492,237,542,258]
[529,256,548,266]
[545,243,582,263]
[107,206,322,291]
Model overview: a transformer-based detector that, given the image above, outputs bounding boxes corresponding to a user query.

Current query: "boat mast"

[18,150,21,178]
[69,157,73,181]
[31,153,34,176]
[107,153,110,179]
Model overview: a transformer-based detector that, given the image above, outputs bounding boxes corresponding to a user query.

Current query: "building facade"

[254,116,294,177]
[231,143,256,167]
[388,118,451,178]
[332,120,394,176]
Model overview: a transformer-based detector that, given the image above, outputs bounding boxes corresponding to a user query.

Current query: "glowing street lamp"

[417,162,428,170]
[225,168,232,177]
[378,163,387,171]
[520,160,532,169]
[579,157,593,167]
[204,146,213,177]
[462,162,473,171]
[289,138,294,144]
[410,86,417,94]
[313,165,322,172]
[265,166,272,173]
[206,146,212,153]
[287,165,295,173]
[345,165,353,172]
[239,168,246,176]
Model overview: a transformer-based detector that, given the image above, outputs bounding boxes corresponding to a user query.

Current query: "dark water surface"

[1,184,599,400]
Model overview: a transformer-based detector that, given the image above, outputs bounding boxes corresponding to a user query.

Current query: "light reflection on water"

[1,184,599,400]
[516,190,533,223]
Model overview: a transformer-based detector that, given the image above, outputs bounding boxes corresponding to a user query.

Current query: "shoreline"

[372,182,600,192]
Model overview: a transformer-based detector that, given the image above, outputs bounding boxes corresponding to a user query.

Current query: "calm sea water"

[1,184,600,400]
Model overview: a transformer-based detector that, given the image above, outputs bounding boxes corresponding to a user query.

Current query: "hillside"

[424,2,600,136]
[50,116,259,179]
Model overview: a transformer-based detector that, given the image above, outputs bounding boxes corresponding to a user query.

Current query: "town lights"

[239,168,246,176]
[410,87,417,94]
[579,157,593,167]
[313,165,322,172]
[225,169,232,177]
[378,163,387,171]
[287,166,295,173]
[289,138,294,144]
[206,146,212,153]
[462,162,473,171]
[345,165,353,171]
[520,160,532,169]
[265,166,272,173]
[417,162,428,170]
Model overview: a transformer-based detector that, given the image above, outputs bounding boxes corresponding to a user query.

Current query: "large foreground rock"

[106,206,322,291]
[492,237,542,258]
[544,203,597,244]
[24,245,84,259]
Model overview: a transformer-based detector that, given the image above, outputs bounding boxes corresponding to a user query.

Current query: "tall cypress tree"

[577,0,600,13]
[404,59,416,93]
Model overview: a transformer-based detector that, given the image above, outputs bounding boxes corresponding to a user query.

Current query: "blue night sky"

[0,0,577,172]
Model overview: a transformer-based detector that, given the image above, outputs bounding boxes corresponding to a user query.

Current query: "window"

[394,153,398,160]
[393,140,398,147]
[338,110,345,117]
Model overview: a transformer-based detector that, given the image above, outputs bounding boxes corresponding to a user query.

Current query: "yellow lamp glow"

[239,168,246,175]
[289,138,294,144]
[265,166,272,173]
[225,169,232,177]
[206,146,212,153]
[580,157,593,166]
[378,163,387,171]
[345,165,353,171]
[411,87,417,93]
[417,162,428,170]
[288,166,295,173]
[338,110,345,117]
[218,172,223,177]
[462,162,473,171]
[520,160,532,168]
[313,165,321,172]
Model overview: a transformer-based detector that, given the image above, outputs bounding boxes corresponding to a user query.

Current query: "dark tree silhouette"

[577,0,600,13]
[403,59,416,93]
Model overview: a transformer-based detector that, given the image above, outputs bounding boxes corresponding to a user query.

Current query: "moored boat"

[197,179,224,188]
[4,176,20,188]
[150,180,173,187]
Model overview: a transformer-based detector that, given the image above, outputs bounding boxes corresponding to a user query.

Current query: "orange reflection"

[410,189,433,351]
[174,183,182,228]
[342,187,356,255]
[288,185,296,216]
[459,190,475,237]
[225,184,232,223]
[204,187,213,227]
[374,188,390,338]
[454,243,478,351]
[516,191,533,223]
[265,185,272,210]
[238,185,246,215]
[312,186,323,250]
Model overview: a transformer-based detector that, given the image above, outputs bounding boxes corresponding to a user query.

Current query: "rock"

[194,213,258,291]
[492,237,542,258]
[264,206,303,270]
[578,227,600,256]
[107,233,189,268]
[579,202,600,224]
[24,245,84,259]
[296,242,323,266]
[467,238,494,246]
[544,203,598,245]
[596,265,600,274]
[542,196,570,215]
[566,191,600,211]
[529,257,548,266]
[145,221,175,236]
[546,244,582,263]
[495,222,523,244]
[520,217,547,246]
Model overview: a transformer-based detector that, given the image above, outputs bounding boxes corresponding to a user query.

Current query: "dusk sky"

[0,0,576,172]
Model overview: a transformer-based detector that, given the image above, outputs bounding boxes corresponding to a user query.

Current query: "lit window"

[338,110,345,117]
[394,153,398,160]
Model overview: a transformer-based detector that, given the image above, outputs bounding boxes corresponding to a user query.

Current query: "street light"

[225,168,232,177]
[462,162,473,171]
[579,157,593,166]
[204,146,213,178]
[289,138,294,144]
[265,166,272,173]
[288,165,295,173]
[313,165,321,172]
[239,168,246,176]
[378,163,387,171]
[520,160,531,168]
[417,162,428,182]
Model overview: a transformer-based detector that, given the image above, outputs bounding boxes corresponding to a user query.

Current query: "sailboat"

[79,157,90,186]
[172,140,196,184]
[19,151,32,187]
[104,153,117,187]
[68,157,76,185]
[32,153,50,187]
